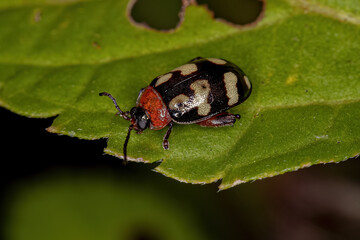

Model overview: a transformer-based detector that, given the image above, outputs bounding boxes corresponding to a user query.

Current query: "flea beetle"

[100,57,252,164]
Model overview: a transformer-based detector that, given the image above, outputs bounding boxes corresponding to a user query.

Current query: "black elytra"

[150,57,252,123]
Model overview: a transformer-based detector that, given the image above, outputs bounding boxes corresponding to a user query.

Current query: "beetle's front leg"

[162,122,173,150]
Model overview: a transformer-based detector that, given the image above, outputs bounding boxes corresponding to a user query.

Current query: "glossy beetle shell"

[149,57,252,124]
[99,57,252,164]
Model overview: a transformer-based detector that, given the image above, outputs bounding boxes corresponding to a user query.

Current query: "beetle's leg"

[162,122,173,150]
[196,112,241,127]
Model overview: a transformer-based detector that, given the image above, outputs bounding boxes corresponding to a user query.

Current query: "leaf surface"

[0,0,359,189]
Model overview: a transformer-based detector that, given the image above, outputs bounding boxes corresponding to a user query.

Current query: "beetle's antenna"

[99,92,131,120]
[123,124,134,165]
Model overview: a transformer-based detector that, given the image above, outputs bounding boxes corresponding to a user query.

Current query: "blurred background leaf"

[5,173,208,240]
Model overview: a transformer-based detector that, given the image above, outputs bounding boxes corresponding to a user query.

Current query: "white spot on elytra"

[223,72,239,106]
[172,63,197,76]
[244,75,251,89]
[168,79,211,116]
[169,94,190,113]
[207,58,226,65]
[155,72,172,87]
[190,80,211,116]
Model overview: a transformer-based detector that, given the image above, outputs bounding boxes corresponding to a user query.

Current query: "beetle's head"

[100,92,150,165]
[130,107,150,132]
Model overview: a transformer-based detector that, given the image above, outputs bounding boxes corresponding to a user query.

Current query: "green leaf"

[0,0,359,189]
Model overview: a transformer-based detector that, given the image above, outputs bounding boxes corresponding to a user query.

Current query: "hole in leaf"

[129,0,183,31]
[197,0,264,26]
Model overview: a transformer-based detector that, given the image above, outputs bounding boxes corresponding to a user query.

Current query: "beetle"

[100,57,252,164]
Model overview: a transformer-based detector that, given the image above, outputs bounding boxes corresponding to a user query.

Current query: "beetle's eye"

[130,107,149,131]
[137,115,149,130]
